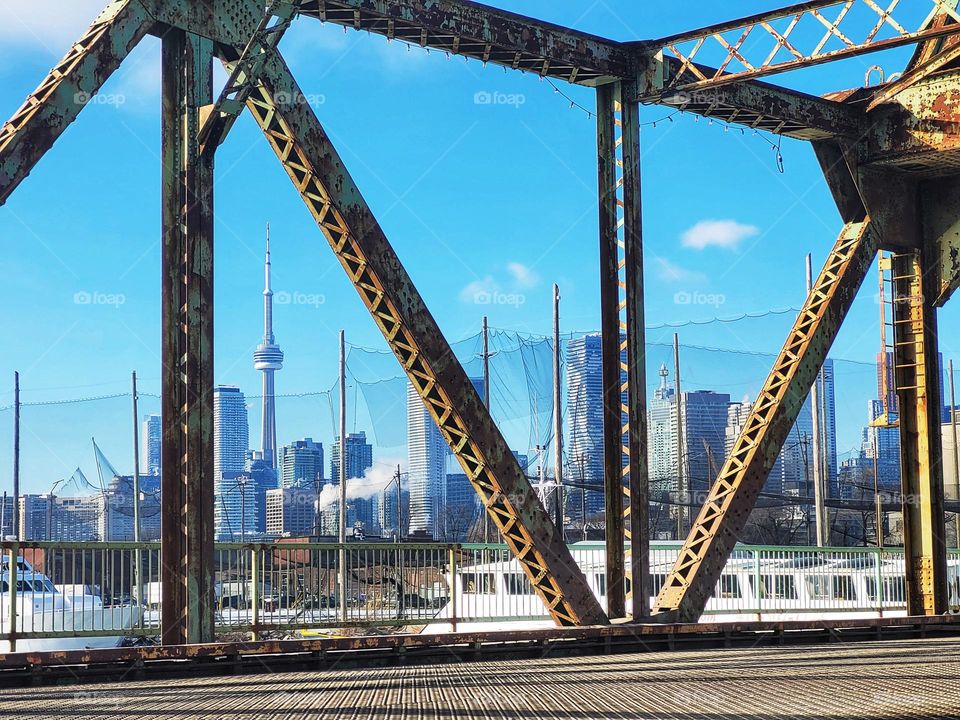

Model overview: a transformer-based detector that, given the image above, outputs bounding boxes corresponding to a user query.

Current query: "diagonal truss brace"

[225,47,607,627]
[0,0,152,205]
[654,219,878,622]
[199,0,302,154]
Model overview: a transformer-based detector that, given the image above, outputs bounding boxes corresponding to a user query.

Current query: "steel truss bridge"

[3,0,960,656]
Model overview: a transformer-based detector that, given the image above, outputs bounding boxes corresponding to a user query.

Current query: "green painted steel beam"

[0,0,152,206]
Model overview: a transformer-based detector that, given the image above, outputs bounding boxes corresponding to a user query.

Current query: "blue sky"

[1,1,958,492]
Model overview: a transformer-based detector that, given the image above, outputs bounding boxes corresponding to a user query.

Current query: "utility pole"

[552,284,564,536]
[950,359,960,548]
[807,255,827,547]
[673,335,685,538]
[481,316,491,544]
[395,464,402,542]
[131,372,142,543]
[131,370,142,606]
[338,330,348,623]
[12,371,20,541]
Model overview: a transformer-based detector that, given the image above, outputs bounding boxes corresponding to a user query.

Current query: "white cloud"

[459,276,499,304]
[654,257,706,284]
[681,219,759,250]
[506,262,539,288]
[0,1,105,52]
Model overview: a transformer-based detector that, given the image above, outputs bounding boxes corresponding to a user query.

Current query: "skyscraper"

[645,366,728,528]
[141,414,161,476]
[649,364,678,496]
[213,386,250,539]
[816,359,839,494]
[566,334,606,517]
[331,431,376,531]
[407,381,448,537]
[214,386,249,479]
[681,390,731,496]
[279,438,324,489]
[331,431,374,483]
[253,226,284,469]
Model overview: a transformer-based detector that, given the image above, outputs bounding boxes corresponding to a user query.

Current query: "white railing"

[1,540,955,650]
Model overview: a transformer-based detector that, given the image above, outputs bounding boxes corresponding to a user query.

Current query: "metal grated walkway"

[8,636,960,719]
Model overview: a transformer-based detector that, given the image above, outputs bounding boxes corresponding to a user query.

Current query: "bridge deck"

[9,636,960,719]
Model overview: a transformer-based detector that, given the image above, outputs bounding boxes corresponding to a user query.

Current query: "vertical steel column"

[597,82,625,619]
[620,92,650,620]
[892,250,948,615]
[597,82,649,620]
[161,28,215,645]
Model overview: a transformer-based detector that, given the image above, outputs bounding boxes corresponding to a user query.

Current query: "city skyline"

[7,3,960,494]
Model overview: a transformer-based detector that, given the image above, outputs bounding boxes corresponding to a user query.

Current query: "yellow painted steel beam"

[232,48,607,627]
[653,219,878,622]
[892,251,948,615]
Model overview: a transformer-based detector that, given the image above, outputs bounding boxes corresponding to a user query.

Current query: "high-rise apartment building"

[214,386,249,480]
[141,414,161,476]
[407,382,448,537]
[279,438,324,489]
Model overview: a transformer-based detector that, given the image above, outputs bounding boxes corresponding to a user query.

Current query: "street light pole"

[338,330,348,624]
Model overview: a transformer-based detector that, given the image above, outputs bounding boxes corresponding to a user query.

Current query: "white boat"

[0,555,143,653]
[424,543,960,633]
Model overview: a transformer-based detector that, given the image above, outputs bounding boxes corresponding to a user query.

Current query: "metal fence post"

[339,541,348,625]
[250,545,260,641]
[449,544,458,633]
[8,543,17,653]
[874,546,884,614]
[753,549,762,617]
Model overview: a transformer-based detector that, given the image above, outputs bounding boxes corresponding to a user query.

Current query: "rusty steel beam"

[141,0,261,47]
[0,0,152,205]
[302,0,863,140]
[922,177,960,306]
[299,0,633,85]
[638,0,960,93]
[160,29,216,646]
[654,220,878,622]
[619,91,650,622]
[891,250,948,615]
[638,56,863,140]
[6,615,960,676]
[230,47,607,627]
[597,84,650,621]
[199,0,302,155]
[597,83,625,620]
[867,41,960,110]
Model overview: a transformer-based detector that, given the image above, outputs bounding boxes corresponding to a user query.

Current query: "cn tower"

[254,224,284,469]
